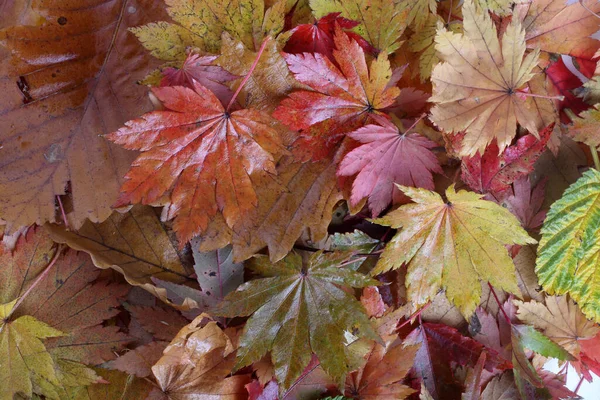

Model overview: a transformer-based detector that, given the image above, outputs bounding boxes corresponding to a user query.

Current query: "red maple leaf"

[274,27,400,160]
[283,13,375,61]
[461,124,554,196]
[546,57,594,123]
[161,53,238,105]
[106,80,287,245]
[337,114,442,216]
[501,177,547,231]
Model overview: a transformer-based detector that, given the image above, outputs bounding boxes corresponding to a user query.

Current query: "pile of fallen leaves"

[2,0,600,398]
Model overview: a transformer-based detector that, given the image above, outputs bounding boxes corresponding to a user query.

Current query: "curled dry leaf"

[151,315,250,399]
[46,206,196,308]
[0,0,166,233]
[0,229,131,398]
[373,184,536,317]
[430,0,553,157]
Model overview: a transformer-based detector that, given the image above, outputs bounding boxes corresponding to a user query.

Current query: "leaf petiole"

[590,145,600,170]
[226,36,272,111]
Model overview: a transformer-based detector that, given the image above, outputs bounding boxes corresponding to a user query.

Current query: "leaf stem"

[56,195,70,230]
[403,113,428,135]
[226,36,272,111]
[517,91,564,101]
[590,145,600,170]
[488,283,511,325]
[397,302,431,330]
[8,245,63,319]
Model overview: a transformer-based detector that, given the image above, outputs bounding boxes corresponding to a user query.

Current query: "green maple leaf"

[212,251,379,391]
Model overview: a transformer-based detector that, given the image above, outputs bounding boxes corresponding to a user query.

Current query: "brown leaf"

[0,0,166,232]
[73,368,157,400]
[514,296,600,358]
[127,305,189,342]
[46,206,195,305]
[106,341,167,378]
[151,316,250,399]
[195,155,342,262]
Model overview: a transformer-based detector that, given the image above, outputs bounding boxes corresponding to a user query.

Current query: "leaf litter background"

[1,0,600,399]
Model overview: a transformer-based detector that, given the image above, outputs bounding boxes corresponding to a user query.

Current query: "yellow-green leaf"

[0,302,65,400]
[536,168,600,322]
[373,185,536,317]
[309,0,408,54]
[212,251,379,392]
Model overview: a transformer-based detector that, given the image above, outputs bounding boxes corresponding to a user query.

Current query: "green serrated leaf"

[512,325,574,361]
[212,251,379,392]
[536,168,600,322]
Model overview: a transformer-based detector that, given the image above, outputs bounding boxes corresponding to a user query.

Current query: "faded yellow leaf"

[373,184,536,317]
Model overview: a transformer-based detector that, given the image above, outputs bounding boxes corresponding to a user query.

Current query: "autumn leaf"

[461,124,553,196]
[105,341,167,378]
[46,206,194,304]
[193,154,343,262]
[536,168,600,322]
[481,372,518,399]
[309,0,408,54]
[514,296,599,360]
[106,79,287,245]
[373,185,536,317]
[569,105,600,150]
[0,0,165,233]
[404,0,437,30]
[150,315,250,399]
[283,13,372,61]
[160,52,238,105]
[344,340,418,399]
[545,57,593,123]
[429,0,552,157]
[405,322,511,399]
[502,177,547,232]
[0,229,131,398]
[213,251,379,391]
[273,27,400,160]
[216,33,299,111]
[72,368,156,400]
[519,0,600,60]
[131,0,285,57]
[338,114,442,216]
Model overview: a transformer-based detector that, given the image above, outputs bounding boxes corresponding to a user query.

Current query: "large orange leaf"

[106,81,287,244]
[0,0,166,233]
[429,0,553,157]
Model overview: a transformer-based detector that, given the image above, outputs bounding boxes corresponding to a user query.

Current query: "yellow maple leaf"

[429,0,552,157]
[131,0,286,60]
[372,184,536,317]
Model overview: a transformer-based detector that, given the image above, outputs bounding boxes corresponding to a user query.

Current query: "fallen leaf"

[160,53,237,105]
[0,229,131,397]
[131,0,285,57]
[536,168,600,322]
[519,0,600,60]
[481,372,518,400]
[373,184,536,317]
[194,154,343,262]
[191,241,244,308]
[461,352,487,400]
[501,177,547,232]
[46,206,194,304]
[345,339,418,399]
[309,0,408,54]
[461,125,553,196]
[338,115,442,217]
[430,0,551,157]
[127,305,189,342]
[0,0,166,232]
[151,316,250,399]
[71,368,156,400]
[569,105,600,150]
[405,323,511,399]
[273,27,400,160]
[545,57,592,123]
[213,251,379,391]
[514,296,600,359]
[106,81,287,245]
[106,341,167,378]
